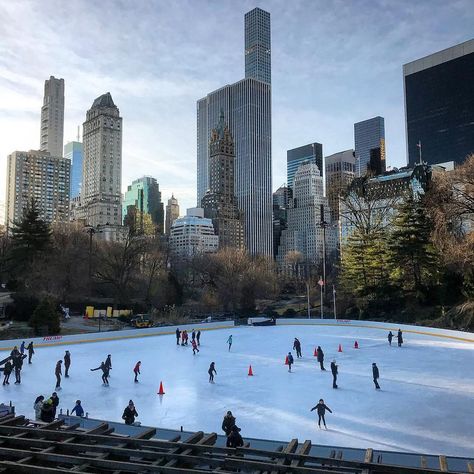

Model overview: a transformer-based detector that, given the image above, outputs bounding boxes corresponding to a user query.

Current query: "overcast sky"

[0,0,473,216]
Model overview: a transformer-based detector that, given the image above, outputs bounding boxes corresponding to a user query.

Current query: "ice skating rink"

[1,324,473,457]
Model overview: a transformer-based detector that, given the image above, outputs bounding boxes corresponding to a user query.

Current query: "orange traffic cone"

[354,341,359,349]
[313,347,317,357]
[248,365,253,376]
[157,381,165,395]
[338,344,342,352]
[284,355,289,365]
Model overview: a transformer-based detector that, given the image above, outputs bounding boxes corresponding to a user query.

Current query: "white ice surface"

[1,325,473,457]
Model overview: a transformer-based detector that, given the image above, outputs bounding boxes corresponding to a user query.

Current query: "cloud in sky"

[0,0,473,214]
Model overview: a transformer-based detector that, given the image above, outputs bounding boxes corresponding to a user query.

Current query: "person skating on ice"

[51,392,60,418]
[10,346,20,359]
[176,328,181,345]
[91,362,110,386]
[192,338,199,355]
[71,400,84,417]
[208,362,217,383]
[33,395,44,420]
[54,360,62,389]
[293,338,302,358]
[316,346,326,371]
[20,341,25,355]
[331,359,338,389]
[222,410,236,436]
[310,399,332,429]
[13,354,23,384]
[192,329,196,342]
[27,342,34,364]
[133,361,141,382]
[397,329,403,347]
[388,331,393,346]
[122,400,138,425]
[2,360,12,385]
[372,362,381,389]
[197,330,201,346]
[104,354,112,373]
[64,351,71,377]
[227,335,233,351]
[287,352,294,372]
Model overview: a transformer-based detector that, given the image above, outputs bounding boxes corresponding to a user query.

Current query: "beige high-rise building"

[40,76,65,157]
[5,150,70,226]
[325,149,356,222]
[165,194,179,236]
[81,93,122,227]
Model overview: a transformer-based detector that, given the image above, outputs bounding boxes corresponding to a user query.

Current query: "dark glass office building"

[354,116,386,177]
[404,39,474,167]
[287,143,323,190]
[245,8,271,84]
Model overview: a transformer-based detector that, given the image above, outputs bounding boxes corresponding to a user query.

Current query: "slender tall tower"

[165,194,180,236]
[245,7,271,84]
[40,76,65,157]
[81,93,122,227]
[201,112,244,249]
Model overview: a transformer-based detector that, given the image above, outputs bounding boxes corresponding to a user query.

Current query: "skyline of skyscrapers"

[64,141,83,199]
[354,116,386,177]
[81,92,122,227]
[40,76,65,158]
[404,39,474,167]
[287,142,323,190]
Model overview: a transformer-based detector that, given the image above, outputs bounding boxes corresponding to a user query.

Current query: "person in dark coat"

[222,411,236,436]
[310,399,333,429]
[55,360,62,389]
[91,362,110,386]
[316,346,326,371]
[226,425,244,448]
[2,360,12,385]
[197,330,201,346]
[64,351,71,377]
[191,329,196,342]
[330,360,338,389]
[71,400,84,417]
[397,329,403,347]
[208,362,217,383]
[176,328,181,345]
[104,355,112,372]
[388,331,393,346]
[41,399,55,423]
[27,342,34,364]
[51,392,60,417]
[372,363,380,389]
[10,346,20,359]
[13,355,23,384]
[287,352,294,372]
[293,338,302,358]
[20,341,25,355]
[133,361,141,382]
[122,400,138,425]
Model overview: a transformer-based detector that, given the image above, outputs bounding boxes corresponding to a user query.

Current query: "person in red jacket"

[192,339,199,355]
[133,361,141,383]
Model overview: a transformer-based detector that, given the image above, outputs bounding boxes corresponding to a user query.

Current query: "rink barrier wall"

[274,319,474,343]
[0,321,234,352]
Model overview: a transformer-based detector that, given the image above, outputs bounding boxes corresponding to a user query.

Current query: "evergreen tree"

[29,298,61,335]
[389,194,440,297]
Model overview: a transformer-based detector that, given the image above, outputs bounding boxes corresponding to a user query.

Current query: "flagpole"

[333,285,337,319]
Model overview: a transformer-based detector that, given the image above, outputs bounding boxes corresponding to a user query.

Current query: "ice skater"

[316,346,326,371]
[192,329,196,342]
[331,359,338,389]
[176,328,181,345]
[10,346,20,359]
[293,338,302,358]
[310,399,332,429]
[55,360,62,389]
[133,361,141,382]
[20,341,25,355]
[105,354,112,373]
[33,395,44,420]
[388,331,393,346]
[192,339,200,355]
[397,329,403,347]
[13,355,22,384]
[51,392,60,417]
[122,400,138,425]
[64,351,71,377]
[197,330,201,346]
[71,400,84,417]
[208,362,217,383]
[222,410,236,436]
[27,342,34,364]
[372,362,380,389]
[287,352,294,372]
[2,360,12,385]
[91,362,110,386]
[227,335,233,351]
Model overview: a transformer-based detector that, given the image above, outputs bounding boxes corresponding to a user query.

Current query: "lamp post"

[333,285,337,319]
[85,226,99,332]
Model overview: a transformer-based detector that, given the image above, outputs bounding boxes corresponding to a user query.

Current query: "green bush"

[29,298,61,335]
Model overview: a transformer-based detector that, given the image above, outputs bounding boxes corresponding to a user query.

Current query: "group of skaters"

[176,328,201,355]
[1,341,35,385]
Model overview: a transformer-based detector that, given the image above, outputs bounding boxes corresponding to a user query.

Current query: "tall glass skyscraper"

[404,39,474,167]
[354,116,386,176]
[197,8,272,256]
[287,143,323,190]
[64,141,83,199]
[245,7,271,84]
